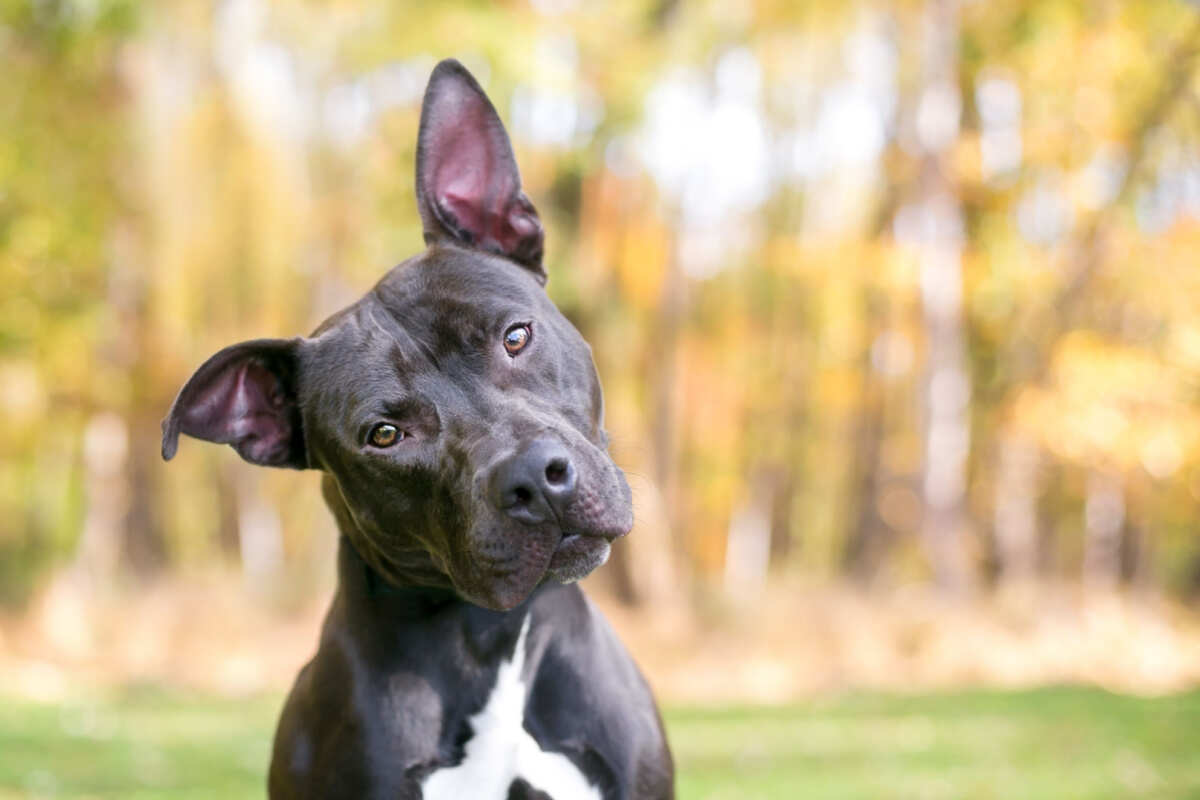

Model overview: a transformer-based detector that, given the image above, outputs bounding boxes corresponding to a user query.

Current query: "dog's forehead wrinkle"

[354,298,433,373]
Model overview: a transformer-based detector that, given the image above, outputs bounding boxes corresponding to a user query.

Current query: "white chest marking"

[421,616,601,800]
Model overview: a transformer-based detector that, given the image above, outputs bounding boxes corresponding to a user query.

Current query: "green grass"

[669,689,1200,799]
[0,687,1197,798]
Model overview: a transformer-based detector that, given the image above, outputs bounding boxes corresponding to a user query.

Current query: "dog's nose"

[489,438,577,525]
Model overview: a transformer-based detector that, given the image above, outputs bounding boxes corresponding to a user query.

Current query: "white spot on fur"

[421,616,601,800]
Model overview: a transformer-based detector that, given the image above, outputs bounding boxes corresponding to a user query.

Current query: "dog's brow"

[366,300,442,372]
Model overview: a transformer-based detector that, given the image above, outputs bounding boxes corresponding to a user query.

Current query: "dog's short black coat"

[162,59,674,799]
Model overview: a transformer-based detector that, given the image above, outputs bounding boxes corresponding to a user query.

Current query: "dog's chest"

[420,616,600,800]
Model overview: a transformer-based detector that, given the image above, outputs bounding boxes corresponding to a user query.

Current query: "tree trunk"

[915,0,972,595]
[993,427,1040,584]
[109,221,169,578]
[647,231,686,558]
[1083,470,1124,591]
[216,460,242,561]
[766,466,794,568]
[843,290,891,581]
[122,411,168,575]
[74,412,130,585]
[724,485,772,594]
[1120,517,1151,593]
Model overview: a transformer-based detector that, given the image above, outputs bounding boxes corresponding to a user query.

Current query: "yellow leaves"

[1167,324,1200,371]
[0,360,44,425]
[951,134,981,187]
[616,217,670,311]
[1014,332,1200,475]
[7,214,55,265]
[675,334,745,571]
[814,366,861,412]
[1145,224,1200,316]
[679,335,744,460]
[1053,332,1166,399]
[781,239,912,293]
[1070,84,1114,142]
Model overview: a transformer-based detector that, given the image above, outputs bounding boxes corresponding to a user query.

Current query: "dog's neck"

[330,532,548,679]
[320,473,452,591]
[336,534,459,618]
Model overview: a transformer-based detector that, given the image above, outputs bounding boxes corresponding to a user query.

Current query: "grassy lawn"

[0,686,1197,799]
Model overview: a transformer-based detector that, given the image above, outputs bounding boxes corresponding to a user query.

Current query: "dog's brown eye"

[504,324,531,356]
[369,423,403,447]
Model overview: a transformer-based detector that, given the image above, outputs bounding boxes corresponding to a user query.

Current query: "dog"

[161,59,674,799]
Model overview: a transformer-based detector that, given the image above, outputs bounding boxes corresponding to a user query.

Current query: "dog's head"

[162,60,633,611]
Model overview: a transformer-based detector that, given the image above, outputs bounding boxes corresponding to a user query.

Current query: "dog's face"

[162,60,633,610]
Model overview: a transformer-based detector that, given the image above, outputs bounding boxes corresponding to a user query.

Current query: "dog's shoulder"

[522,585,674,798]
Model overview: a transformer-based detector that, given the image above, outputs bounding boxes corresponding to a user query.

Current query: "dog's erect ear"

[415,58,546,283]
[161,338,308,469]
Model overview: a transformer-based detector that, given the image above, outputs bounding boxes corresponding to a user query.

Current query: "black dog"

[162,59,673,799]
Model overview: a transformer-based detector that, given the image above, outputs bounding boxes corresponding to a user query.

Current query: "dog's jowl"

[162,59,674,799]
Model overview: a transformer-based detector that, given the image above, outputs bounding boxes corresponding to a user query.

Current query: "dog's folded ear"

[415,58,546,283]
[161,338,308,469]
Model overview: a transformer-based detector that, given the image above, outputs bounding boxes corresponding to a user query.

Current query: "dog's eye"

[369,423,404,448]
[503,324,531,356]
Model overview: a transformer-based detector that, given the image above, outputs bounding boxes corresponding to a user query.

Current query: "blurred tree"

[0,0,141,599]
[5,0,1200,611]
[913,0,974,595]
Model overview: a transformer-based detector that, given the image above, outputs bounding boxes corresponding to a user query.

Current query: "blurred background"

[3,0,1200,797]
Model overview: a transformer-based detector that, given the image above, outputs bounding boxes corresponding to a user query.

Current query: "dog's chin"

[456,528,617,610]
[545,533,611,584]
[459,561,547,611]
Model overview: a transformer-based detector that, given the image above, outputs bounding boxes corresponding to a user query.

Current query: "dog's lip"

[551,530,612,561]
[557,524,629,546]
[554,532,582,556]
[557,532,608,551]
[547,531,611,580]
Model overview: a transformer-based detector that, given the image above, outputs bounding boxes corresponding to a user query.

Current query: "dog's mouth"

[461,525,621,610]
[545,531,612,584]
[461,467,634,608]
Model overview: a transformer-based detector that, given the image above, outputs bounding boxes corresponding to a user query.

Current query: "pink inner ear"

[181,360,293,464]
[417,63,543,269]
[432,133,519,249]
